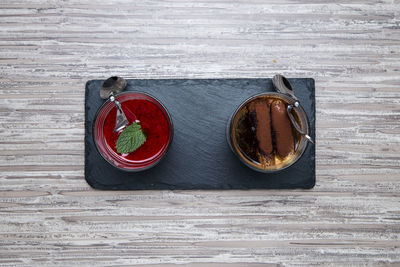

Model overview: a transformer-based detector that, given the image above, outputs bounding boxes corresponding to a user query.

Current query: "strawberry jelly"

[94,92,172,171]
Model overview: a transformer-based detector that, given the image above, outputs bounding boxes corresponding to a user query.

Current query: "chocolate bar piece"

[271,100,295,158]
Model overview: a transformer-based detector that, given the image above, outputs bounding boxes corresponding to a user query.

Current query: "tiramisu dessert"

[231,95,301,171]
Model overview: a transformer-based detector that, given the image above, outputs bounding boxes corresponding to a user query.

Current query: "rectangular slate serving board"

[85,78,315,190]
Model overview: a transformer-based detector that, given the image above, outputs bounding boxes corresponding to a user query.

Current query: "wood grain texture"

[0,0,399,266]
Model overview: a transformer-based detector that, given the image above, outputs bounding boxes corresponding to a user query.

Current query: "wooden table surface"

[1,0,399,266]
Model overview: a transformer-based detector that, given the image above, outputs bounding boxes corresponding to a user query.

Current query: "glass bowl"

[226,92,310,173]
[93,91,173,171]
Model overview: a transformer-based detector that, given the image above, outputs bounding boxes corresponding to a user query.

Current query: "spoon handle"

[109,94,129,132]
[272,74,314,145]
[287,104,314,144]
[123,105,139,123]
[109,94,123,114]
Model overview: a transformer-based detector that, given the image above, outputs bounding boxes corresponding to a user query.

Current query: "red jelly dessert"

[94,92,173,171]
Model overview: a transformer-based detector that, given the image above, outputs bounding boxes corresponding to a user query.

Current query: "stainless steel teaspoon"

[272,74,314,144]
[100,76,129,132]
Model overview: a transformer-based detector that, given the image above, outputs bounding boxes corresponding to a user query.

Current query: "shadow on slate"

[85,78,315,190]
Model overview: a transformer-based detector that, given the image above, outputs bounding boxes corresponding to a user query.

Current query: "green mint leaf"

[116,122,147,154]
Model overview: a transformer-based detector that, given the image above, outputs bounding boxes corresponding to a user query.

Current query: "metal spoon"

[100,76,129,132]
[272,74,314,144]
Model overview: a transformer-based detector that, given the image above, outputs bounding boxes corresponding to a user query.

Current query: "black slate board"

[85,78,315,190]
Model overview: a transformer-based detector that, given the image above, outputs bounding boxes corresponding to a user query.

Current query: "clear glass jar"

[93,91,173,171]
[226,92,310,173]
